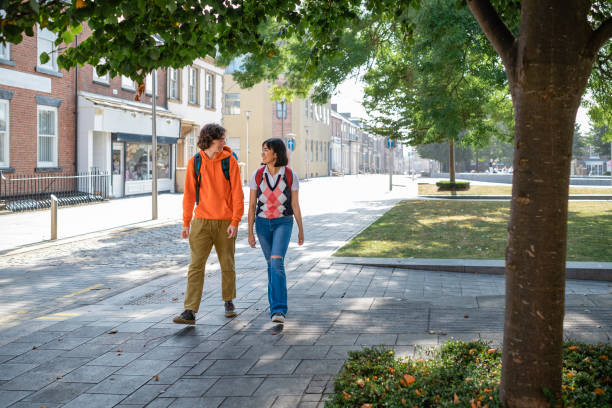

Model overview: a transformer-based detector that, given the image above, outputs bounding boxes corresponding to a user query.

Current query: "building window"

[188,67,199,105]
[92,58,109,83]
[205,72,214,108]
[305,100,309,118]
[168,68,180,100]
[316,141,319,161]
[224,93,240,115]
[276,101,287,119]
[37,27,58,72]
[0,100,8,167]
[125,143,171,181]
[37,106,58,167]
[310,102,314,119]
[145,71,157,95]
[121,75,135,90]
[0,42,9,60]
[187,128,197,156]
[310,140,314,161]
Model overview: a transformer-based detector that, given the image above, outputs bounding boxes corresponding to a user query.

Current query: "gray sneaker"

[271,313,285,323]
[224,300,237,317]
[173,310,195,325]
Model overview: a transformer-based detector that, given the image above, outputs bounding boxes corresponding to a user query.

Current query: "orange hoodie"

[183,146,244,227]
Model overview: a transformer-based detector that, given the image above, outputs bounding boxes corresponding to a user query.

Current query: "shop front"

[78,92,181,198]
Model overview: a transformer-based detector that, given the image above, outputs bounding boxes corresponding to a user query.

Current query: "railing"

[0,170,110,212]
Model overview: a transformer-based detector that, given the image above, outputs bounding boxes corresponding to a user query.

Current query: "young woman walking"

[248,138,304,323]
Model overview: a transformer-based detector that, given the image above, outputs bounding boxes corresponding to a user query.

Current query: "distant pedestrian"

[488,160,494,173]
[173,123,244,325]
[248,138,304,324]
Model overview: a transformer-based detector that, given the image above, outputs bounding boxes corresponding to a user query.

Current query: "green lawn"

[418,184,612,196]
[334,200,612,261]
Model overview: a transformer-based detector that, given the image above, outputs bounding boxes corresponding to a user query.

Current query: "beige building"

[223,74,331,182]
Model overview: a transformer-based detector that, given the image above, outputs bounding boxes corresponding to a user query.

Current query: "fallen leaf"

[342,391,351,400]
[107,329,118,334]
[32,346,38,350]
[568,345,580,351]
[464,314,469,318]
[361,404,373,408]
[454,392,460,404]
[356,378,365,388]
[487,349,496,354]
[153,375,159,381]
[117,349,122,353]
[594,388,605,396]
[171,297,179,301]
[599,355,609,360]
[469,349,476,355]
[57,338,63,341]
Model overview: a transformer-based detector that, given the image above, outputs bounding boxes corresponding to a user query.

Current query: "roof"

[79,91,182,120]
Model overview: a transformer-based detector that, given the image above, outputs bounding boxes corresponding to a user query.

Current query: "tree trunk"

[449,138,455,183]
[499,2,595,406]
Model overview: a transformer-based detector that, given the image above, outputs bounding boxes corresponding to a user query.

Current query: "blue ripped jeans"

[255,216,293,317]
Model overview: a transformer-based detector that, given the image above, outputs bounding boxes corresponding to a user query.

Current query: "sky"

[331,77,593,133]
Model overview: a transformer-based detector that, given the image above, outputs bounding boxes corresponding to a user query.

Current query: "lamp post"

[245,110,251,185]
[151,69,158,220]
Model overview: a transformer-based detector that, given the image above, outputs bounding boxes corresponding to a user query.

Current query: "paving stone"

[242,345,289,360]
[247,359,300,375]
[294,360,344,375]
[271,396,302,408]
[35,356,89,375]
[141,346,193,361]
[119,384,168,405]
[66,326,116,338]
[163,378,218,398]
[218,396,274,408]
[297,402,318,408]
[166,397,224,408]
[0,356,12,364]
[253,377,311,397]
[202,359,257,375]
[159,335,209,348]
[355,333,397,346]
[283,346,331,360]
[61,393,125,408]
[113,322,156,333]
[87,352,143,367]
[275,334,320,346]
[396,333,439,346]
[22,381,92,404]
[190,341,224,353]
[205,345,250,360]
[87,332,134,345]
[314,333,358,346]
[144,397,176,408]
[325,345,362,360]
[0,372,57,391]
[0,343,36,356]
[60,343,116,358]
[12,331,63,346]
[171,352,207,367]
[0,390,31,408]
[40,321,84,333]
[7,402,61,408]
[183,358,214,376]
[301,393,321,401]
[60,365,118,383]
[87,375,150,394]
[9,348,64,364]
[146,366,191,385]
[0,364,37,381]
[205,377,264,397]
[116,359,173,376]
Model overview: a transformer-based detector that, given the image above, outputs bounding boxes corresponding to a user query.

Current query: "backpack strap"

[255,166,266,187]
[194,152,202,206]
[284,167,293,189]
[221,157,231,182]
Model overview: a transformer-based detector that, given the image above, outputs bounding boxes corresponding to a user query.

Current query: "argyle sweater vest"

[256,170,294,218]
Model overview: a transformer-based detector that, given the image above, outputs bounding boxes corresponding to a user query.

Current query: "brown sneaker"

[173,310,195,325]
[224,300,237,317]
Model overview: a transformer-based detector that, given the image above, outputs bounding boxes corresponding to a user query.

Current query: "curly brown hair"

[197,123,226,150]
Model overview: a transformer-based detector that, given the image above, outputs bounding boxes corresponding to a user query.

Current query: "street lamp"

[245,110,251,185]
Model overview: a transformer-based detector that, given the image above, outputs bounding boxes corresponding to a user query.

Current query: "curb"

[332,257,612,282]
[419,195,612,200]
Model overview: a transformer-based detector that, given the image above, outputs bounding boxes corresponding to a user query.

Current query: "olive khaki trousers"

[184,218,236,313]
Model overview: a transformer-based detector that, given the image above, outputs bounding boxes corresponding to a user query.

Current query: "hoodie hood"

[202,145,233,161]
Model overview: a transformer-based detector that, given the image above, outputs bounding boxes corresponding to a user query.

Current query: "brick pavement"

[0,174,610,407]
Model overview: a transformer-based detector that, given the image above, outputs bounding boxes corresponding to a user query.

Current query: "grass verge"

[333,200,612,261]
[325,340,611,408]
[418,184,612,196]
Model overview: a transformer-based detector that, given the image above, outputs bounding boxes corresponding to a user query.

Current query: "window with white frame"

[0,42,9,60]
[92,58,109,83]
[121,75,135,90]
[310,102,314,119]
[145,71,157,95]
[0,100,9,167]
[276,101,287,119]
[37,106,58,167]
[305,99,309,118]
[224,93,240,114]
[37,27,58,71]
[168,68,180,100]
[188,67,198,104]
[205,72,214,108]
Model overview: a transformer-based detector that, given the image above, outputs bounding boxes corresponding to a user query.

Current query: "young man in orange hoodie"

[173,123,244,324]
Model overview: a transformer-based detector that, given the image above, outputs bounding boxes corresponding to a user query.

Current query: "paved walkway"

[0,174,610,408]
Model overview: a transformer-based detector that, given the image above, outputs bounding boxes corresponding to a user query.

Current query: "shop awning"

[112,132,179,144]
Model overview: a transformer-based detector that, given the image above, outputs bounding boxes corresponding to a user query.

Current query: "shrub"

[436,180,470,191]
[325,340,612,407]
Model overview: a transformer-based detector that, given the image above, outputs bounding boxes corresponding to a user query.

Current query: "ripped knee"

[271,255,283,259]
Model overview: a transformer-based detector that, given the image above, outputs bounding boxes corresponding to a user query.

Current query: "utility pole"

[245,110,251,185]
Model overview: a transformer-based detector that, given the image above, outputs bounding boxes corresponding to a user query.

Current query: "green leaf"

[62,31,74,44]
[29,0,39,14]
[39,52,50,64]
[70,24,83,35]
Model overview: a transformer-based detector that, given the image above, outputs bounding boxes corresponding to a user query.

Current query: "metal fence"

[0,170,110,212]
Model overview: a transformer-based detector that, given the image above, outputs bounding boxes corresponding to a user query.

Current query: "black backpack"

[194,152,231,205]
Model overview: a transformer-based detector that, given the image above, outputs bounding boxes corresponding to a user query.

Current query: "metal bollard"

[50,194,58,240]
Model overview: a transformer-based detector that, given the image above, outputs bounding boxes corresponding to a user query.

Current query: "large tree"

[3,1,612,406]
[362,0,512,183]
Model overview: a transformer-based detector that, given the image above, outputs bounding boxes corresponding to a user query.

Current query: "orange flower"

[567,372,576,378]
[454,392,460,404]
[387,366,395,374]
[568,345,580,351]
[361,404,373,408]
[342,391,351,400]
[356,379,365,388]
[404,374,416,385]
[75,0,86,8]
[483,388,492,393]
[487,349,496,354]
[469,349,477,355]
[599,355,609,360]
[594,388,605,396]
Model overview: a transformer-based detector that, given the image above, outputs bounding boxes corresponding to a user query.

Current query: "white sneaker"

[271,313,285,323]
